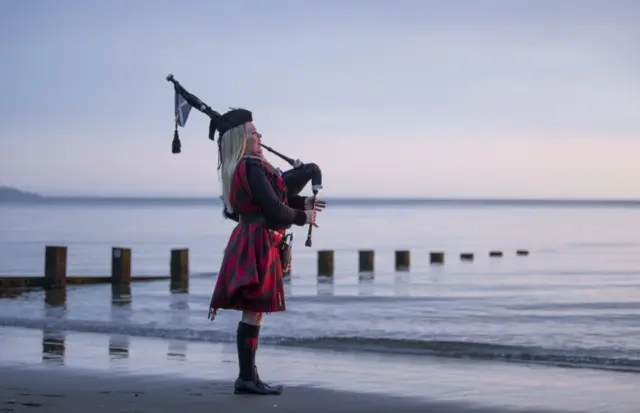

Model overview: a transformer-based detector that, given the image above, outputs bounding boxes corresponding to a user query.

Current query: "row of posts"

[8,245,530,294]
[315,249,530,277]
[43,245,189,292]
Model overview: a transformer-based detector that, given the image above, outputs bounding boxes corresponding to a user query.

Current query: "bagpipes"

[166,74,322,247]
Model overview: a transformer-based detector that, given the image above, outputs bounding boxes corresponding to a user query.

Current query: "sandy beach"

[1,327,639,412]
[0,364,574,413]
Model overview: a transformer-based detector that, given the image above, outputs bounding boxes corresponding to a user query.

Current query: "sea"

[1,198,640,410]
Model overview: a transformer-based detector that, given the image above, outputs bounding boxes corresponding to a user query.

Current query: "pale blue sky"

[1,0,638,198]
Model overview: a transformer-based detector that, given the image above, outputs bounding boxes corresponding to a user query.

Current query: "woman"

[208,108,326,395]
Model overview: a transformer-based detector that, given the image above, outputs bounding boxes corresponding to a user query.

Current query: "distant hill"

[0,186,43,201]
[0,186,639,208]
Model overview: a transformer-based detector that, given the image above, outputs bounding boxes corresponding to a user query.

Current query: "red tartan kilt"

[209,223,286,315]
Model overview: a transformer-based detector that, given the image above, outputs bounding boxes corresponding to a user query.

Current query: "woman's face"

[244,122,263,157]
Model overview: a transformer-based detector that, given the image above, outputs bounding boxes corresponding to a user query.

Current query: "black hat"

[209,108,253,169]
[209,108,253,141]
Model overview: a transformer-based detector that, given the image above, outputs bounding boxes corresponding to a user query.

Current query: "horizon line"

[2,185,640,203]
[3,195,640,205]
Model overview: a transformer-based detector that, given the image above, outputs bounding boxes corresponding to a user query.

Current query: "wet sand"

[0,365,570,413]
[1,327,639,412]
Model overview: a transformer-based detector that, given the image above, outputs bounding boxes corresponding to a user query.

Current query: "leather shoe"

[234,377,282,395]
[254,365,283,392]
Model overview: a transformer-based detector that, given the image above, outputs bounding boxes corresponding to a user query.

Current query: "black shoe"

[234,377,283,395]
[254,365,284,392]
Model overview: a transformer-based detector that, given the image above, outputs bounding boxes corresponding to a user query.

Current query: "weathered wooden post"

[430,251,444,265]
[358,250,374,273]
[111,247,132,285]
[317,250,334,277]
[111,284,132,305]
[489,250,503,258]
[44,246,67,290]
[460,253,474,261]
[170,248,189,293]
[394,250,410,271]
[45,288,67,307]
[516,249,529,256]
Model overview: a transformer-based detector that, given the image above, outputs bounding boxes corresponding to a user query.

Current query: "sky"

[0,0,639,198]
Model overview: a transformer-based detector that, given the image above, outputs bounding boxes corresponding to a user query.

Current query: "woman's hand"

[304,210,318,227]
[304,197,327,211]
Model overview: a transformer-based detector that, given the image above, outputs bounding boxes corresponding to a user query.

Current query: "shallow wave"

[1,316,638,374]
[508,302,640,311]
[277,337,640,373]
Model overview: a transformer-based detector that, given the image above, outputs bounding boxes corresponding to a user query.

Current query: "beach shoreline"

[1,326,639,412]
[0,363,575,413]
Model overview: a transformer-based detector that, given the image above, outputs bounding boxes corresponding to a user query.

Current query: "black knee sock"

[236,322,260,381]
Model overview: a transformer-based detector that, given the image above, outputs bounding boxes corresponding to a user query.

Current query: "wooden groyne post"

[170,248,189,293]
[317,250,334,277]
[45,288,67,307]
[44,246,67,290]
[460,253,474,262]
[395,250,410,271]
[111,247,132,285]
[358,250,374,273]
[111,247,132,302]
[430,251,444,265]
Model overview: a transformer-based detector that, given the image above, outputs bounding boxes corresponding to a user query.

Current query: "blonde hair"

[218,124,247,213]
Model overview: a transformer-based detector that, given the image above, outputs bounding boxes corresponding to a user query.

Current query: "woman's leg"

[234,311,282,395]
[241,310,263,325]
[237,311,262,382]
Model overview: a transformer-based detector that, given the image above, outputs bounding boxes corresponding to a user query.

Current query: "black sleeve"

[287,195,306,210]
[246,160,307,227]
[223,208,239,222]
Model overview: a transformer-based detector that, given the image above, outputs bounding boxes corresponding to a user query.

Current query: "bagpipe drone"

[166,74,322,247]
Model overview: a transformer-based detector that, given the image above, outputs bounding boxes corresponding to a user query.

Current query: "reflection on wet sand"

[357,278,374,296]
[109,284,132,359]
[109,335,130,359]
[168,341,187,360]
[42,330,66,364]
[311,275,413,297]
[393,277,412,297]
[168,293,189,361]
[34,275,419,365]
[39,329,188,365]
[317,277,334,296]
[37,284,192,365]
[42,287,67,364]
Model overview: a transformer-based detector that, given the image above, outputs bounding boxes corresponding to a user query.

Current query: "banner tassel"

[172,120,181,154]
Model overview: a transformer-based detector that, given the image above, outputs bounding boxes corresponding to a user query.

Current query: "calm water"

[1,201,639,373]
